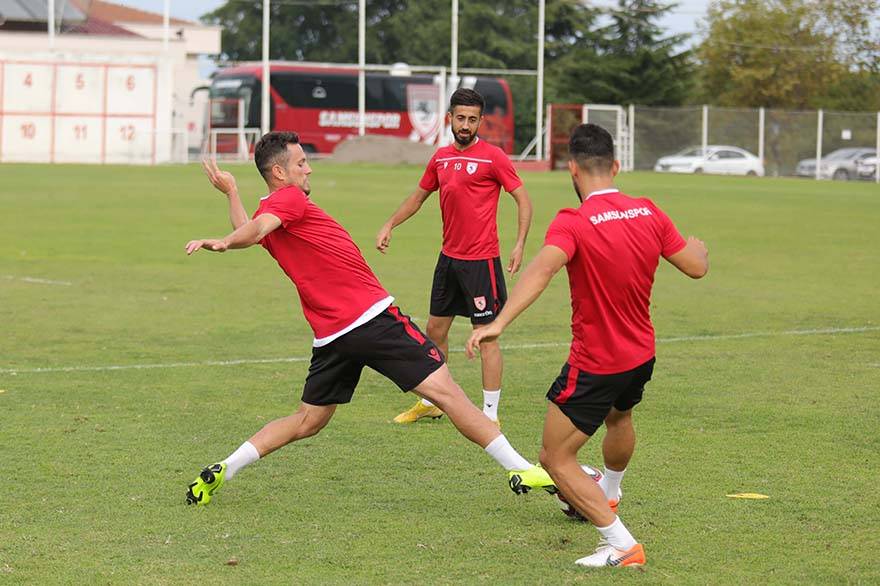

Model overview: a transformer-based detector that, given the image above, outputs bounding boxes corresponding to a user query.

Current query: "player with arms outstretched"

[183,132,554,506]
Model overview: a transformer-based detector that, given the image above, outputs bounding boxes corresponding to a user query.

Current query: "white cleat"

[575,543,645,568]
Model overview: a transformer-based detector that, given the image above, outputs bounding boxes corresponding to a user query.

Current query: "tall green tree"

[545,0,693,106]
[696,0,880,109]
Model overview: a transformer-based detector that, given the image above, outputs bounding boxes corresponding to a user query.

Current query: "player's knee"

[426,323,449,345]
[605,408,632,428]
[297,408,333,438]
[539,447,562,473]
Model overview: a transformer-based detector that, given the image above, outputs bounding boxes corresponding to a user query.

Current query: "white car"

[654,145,764,176]
[856,155,878,181]
[795,148,876,180]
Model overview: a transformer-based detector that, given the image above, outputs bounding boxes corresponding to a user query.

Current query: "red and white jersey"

[419,138,523,260]
[255,185,391,345]
[544,189,687,374]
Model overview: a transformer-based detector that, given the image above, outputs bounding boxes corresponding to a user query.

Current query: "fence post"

[544,103,552,162]
[758,107,765,170]
[876,111,879,184]
[702,105,708,155]
[628,103,635,171]
[815,108,823,180]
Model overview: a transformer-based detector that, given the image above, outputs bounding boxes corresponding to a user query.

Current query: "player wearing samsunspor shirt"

[377,88,533,426]
[467,124,709,568]
[183,132,555,506]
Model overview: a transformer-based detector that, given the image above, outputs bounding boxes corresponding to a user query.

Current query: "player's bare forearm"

[510,186,533,248]
[225,214,282,249]
[494,245,565,330]
[385,188,431,229]
[377,189,432,253]
[466,245,566,358]
[666,236,709,279]
[202,158,248,229]
[226,191,249,230]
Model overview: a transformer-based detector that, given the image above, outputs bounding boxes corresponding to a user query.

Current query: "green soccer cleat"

[508,465,557,495]
[185,463,226,506]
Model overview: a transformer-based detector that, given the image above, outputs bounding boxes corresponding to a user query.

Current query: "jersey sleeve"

[257,186,307,228]
[543,210,578,261]
[653,205,687,258]
[493,152,524,193]
[418,152,440,192]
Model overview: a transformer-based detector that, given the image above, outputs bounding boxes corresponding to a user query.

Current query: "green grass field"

[1,161,878,584]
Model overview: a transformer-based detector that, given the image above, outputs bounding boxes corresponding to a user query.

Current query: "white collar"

[586,188,619,200]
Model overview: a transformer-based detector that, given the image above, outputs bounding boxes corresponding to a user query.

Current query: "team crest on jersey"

[466,161,478,175]
[473,296,486,311]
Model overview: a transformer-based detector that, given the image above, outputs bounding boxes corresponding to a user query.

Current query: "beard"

[453,128,476,146]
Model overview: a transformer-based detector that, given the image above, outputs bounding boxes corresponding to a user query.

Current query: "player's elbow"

[686,261,709,279]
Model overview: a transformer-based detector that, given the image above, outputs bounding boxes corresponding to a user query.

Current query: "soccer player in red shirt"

[183,132,554,506]
[376,88,532,425]
[467,124,709,568]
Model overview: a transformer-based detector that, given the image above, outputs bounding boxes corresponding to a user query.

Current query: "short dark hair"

[449,88,484,115]
[569,123,615,174]
[254,131,300,180]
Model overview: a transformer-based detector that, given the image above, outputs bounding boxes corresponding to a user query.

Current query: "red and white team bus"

[208,63,515,154]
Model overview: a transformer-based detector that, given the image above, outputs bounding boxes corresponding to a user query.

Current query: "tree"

[202,0,602,151]
[696,0,880,110]
[545,0,693,106]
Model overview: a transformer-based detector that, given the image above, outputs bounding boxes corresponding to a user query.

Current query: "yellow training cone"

[726,493,769,499]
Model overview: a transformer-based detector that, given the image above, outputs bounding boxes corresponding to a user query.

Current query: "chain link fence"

[631,105,878,181]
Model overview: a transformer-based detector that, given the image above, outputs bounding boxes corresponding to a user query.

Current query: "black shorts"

[429,252,507,325]
[546,358,655,436]
[301,306,445,406]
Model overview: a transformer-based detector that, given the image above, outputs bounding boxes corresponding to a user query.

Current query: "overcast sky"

[117,0,710,40]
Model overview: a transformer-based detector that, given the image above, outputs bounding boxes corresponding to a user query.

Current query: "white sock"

[596,516,637,550]
[482,389,501,419]
[599,466,626,500]
[420,398,434,407]
[484,435,531,471]
[222,441,260,480]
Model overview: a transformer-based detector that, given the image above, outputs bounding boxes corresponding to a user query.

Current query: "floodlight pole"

[358,0,366,136]
[451,0,458,88]
[48,0,55,49]
[163,0,170,52]
[261,0,270,136]
[536,0,545,160]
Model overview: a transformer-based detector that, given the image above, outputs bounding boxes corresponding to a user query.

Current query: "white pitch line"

[0,325,876,376]
[2,275,73,286]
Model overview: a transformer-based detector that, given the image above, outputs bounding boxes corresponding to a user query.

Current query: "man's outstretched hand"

[185,239,228,255]
[465,322,503,359]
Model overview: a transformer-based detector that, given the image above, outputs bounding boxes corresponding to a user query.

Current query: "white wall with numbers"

[0,52,174,164]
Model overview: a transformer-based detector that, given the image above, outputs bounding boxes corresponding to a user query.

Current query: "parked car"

[856,155,878,180]
[653,145,764,176]
[794,147,876,180]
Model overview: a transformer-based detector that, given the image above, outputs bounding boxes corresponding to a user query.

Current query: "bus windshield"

[210,76,258,127]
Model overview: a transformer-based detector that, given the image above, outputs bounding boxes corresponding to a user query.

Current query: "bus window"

[210,75,262,128]
[270,73,362,109]
[384,75,434,112]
